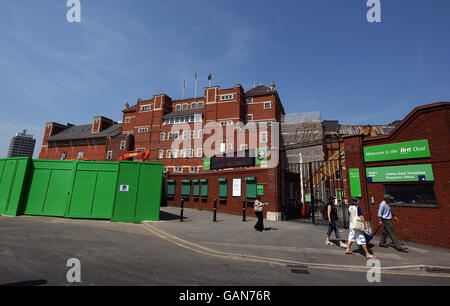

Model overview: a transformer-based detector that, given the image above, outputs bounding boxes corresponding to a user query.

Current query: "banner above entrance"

[366,164,434,183]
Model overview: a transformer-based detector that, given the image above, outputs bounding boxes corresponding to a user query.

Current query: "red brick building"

[121,83,285,220]
[39,116,129,161]
[343,102,450,248]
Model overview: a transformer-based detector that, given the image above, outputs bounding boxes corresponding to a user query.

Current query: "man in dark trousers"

[378,194,408,251]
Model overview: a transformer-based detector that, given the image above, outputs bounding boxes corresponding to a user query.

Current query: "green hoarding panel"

[349,168,362,198]
[41,169,73,217]
[366,164,434,183]
[0,158,31,216]
[363,139,431,162]
[111,162,163,223]
[134,163,163,222]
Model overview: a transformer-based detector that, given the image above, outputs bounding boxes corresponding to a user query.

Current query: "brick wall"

[164,166,280,219]
[343,103,450,248]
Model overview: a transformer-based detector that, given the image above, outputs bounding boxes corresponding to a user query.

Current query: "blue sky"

[0,0,449,158]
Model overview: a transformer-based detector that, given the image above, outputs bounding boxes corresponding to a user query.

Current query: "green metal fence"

[0,158,163,223]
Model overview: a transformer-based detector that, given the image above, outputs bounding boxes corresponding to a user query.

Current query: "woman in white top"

[253,195,265,232]
[345,198,376,259]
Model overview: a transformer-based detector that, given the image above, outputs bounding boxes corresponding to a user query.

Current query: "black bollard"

[242,198,246,222]
[213,198,217,222]
[180,198,184,222]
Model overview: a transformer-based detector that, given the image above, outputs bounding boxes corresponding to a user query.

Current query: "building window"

[226,143,233,152]
[160,132,165,141]
[220,94,233,101]
[125,117,131,124]
[158,150,164,159]
[384,184,437,206]
[138,128,148,133]
[60,152,67,160]
[176,104,181,111]
[240,144,248,152]
[175,166,183,173]
[191,103,197,109]
[172,149,178,158]
[169,118,175,124]
[220,121,233,127]
[77,151,84,159]
[219,143,226,153]
[181,149,187,158]
[106,151,113,160]
[190,130,195,139]
[246,97,253,104]
[120,141,127,150]
[198,129,203,139]
[163,167,168,173]
[264,102,271,109]
[196,148,203,158]
[188,149,193,158]
[190,166,199,173]
[174,132,179,140]
[246,114,253,121]
[260,132,268,144]
[141,105,151,111]
[183,104,188,110]
[168,132,173,141]
[166,150,172,158]
[183,131,189,140]
[198,102,204,108]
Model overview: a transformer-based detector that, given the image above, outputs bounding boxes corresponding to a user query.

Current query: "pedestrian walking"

[345,197,376,259]
[324,196,347,248]
[378,194,408,251]
[253,195,268,232]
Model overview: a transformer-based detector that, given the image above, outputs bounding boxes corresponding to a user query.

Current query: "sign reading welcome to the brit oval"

[363,140,430,162]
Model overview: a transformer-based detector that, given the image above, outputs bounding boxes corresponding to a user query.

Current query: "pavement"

[143,206,450,274]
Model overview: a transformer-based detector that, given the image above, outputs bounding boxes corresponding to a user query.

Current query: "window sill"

[390,203,438,208]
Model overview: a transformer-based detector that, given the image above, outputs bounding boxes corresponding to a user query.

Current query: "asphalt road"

[0,215,449,287]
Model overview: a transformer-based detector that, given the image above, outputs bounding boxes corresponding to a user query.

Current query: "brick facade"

[343,102,450,248]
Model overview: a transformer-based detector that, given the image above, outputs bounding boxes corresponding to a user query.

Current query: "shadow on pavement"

[0,280,47,287]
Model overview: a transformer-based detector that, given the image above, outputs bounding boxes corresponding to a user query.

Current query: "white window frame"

[260,131,268,144]
[183,131,189,140]
[120,141,126,150]
[226,143,233,152]
[172,149,178,158]
[198,129,203,139]
[138,128,149,133]
[182,103,188,110]
[175,166,183,173]
[198,102,204,108]
[181,149,187,158]
[77,151,84,159]
[188,149,193,158]
[106,151,113,160]
[176,104,181,111]
[190,166,199,173]
[264,102,271,109]
[168,132,173,140]
[246,97,253,104]
[191,103,197,109]
[160,132,165,141]
[219,143,226,153]
[124,117,131,124]
[246,114,253,121]
[141,105,152,111]
[220,94,233,101]
[174,132,179,140]
[61,152,67,160]
[166,150,172,159]
[196,148,203,158]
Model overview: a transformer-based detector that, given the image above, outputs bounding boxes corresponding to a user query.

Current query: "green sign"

[257,184,264,196]
[305,194,311,203]
[366,164,434,183]
[349,168,362,197]
[363,140,430,162]
[255,147,268,166]
[203,157,211,171]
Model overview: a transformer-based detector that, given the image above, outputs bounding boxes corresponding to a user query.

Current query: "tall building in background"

[7,130,36,158]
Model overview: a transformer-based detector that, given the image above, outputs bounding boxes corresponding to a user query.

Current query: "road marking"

[142,224,450,279]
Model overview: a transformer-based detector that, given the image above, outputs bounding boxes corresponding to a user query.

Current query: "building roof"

[245,85,274,97]
[162,108,204,119]
[46,123,122,142]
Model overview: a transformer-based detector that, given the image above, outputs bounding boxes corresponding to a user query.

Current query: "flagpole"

[182,77,185,100]
[194,65,198,98]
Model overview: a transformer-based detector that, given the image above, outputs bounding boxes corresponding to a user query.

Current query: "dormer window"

[141,105,152,111]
